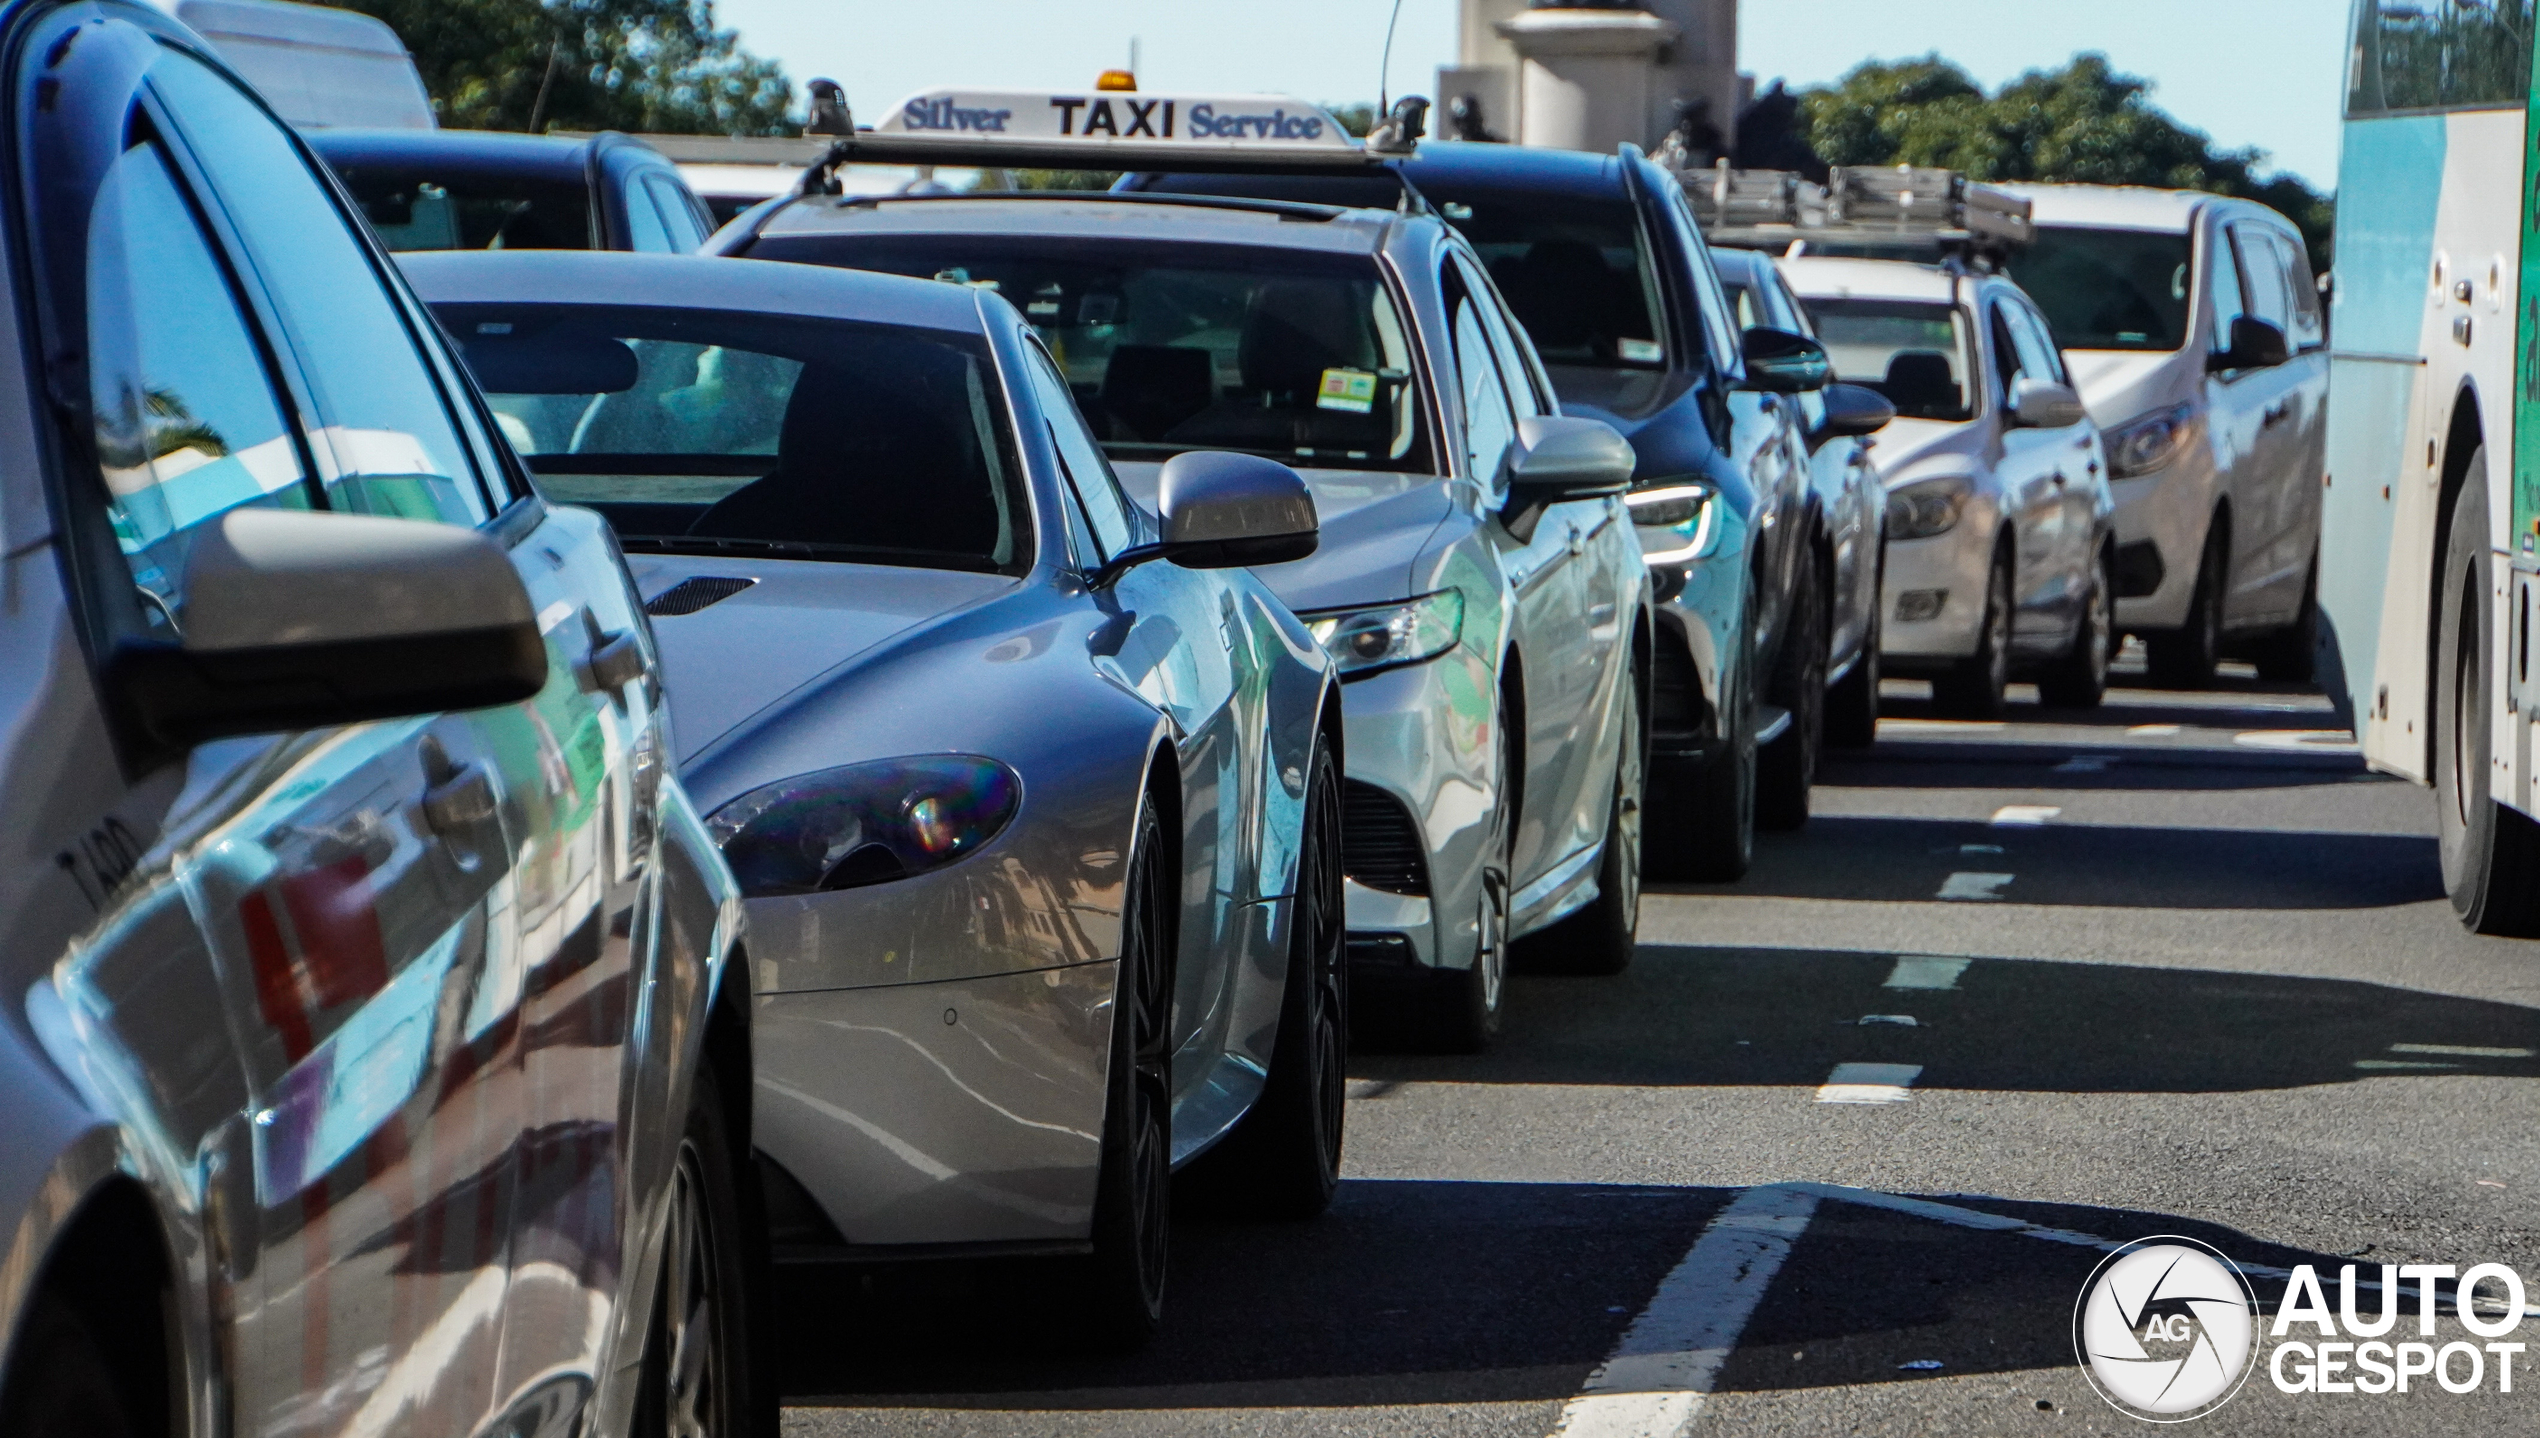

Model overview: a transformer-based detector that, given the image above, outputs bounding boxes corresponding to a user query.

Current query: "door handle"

[2262,402,2291,429]
[578,613,645,694]
[1588,602,1618,626]
[418,735,497,837]
[1567,526,1588,556]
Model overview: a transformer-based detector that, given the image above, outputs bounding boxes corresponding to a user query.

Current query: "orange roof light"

[1095,69,1137,92]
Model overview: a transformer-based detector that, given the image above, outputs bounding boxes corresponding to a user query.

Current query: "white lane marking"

[2391,1042,2534,1058]
[2126,723,2182,737]
[1882,718,2007,733]
[1815,1062,1922,1104]
[2233,729,2360,752]
[1549,1184,1821,1438]
[1884,956,1970,990]
[1858,1014,1919,1027]
[1936,871,2013,901]
[1989,804,2060,826]
[2052,755,2114,773]
[2354,1059,2462,1071]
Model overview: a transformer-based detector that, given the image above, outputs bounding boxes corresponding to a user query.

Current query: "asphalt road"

[777,653,2540,1437]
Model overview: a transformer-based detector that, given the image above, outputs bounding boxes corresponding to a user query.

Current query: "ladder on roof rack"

[1672,161,2034,267]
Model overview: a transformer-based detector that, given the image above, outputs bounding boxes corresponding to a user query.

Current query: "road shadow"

[1822,739,2376,792]
[1375,945,2539,1095]
[773,1177,1732,1408]
[1647,813,2437,908]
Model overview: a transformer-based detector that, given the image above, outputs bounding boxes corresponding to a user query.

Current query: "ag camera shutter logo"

[2074,1237,2260,1422]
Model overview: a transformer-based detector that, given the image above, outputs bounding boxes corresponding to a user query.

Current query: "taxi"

[713,87,1653,1046]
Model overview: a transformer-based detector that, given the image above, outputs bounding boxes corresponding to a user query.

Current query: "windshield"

[1802,298,1976,422]
[2007,225,2194,352]
[336,168,595,251]
[752,235,1433,473]
[429,303,1029,572]
[1432,192,1667,369]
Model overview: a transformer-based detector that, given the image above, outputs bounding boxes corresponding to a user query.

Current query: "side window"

[1446,275,1518,487]
[645,174,706,252]
[620,175,674,253]
[1669,187,1746,377]
[1454,255,1546,419]
[2207,223,2247,352]
[2270,230,2324,351]
[1025,344,1136,560]
[1988,303,2030,406]
[2232,224,2292,333]
[2008,303,2067,386]
[148,50,492,526]
[86,134,309,637]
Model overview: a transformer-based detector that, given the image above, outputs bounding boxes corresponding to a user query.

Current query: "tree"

[1792,54,2332,270]
[316,0,794,135]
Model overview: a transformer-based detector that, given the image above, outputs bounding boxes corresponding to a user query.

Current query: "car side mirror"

[108,507,548,750]
[2009,376,2088,430]
[1156,449,1318,568]
[1507,414,1636,500]
[1736,326,1831,394]
[2207,315,2289,373]
[1816,382,1895,441]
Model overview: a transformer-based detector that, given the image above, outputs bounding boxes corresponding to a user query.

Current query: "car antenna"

[1377,0,1406,119]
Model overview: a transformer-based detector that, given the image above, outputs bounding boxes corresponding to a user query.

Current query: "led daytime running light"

[1634,483,1719,564]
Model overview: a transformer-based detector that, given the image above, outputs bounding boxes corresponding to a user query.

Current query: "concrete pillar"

[1494,6,1678,153]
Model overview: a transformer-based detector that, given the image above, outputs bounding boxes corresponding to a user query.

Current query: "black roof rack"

[1675,162,2034,266]
[819,189,1353,223]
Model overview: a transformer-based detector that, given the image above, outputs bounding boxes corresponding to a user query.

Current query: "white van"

[146,0,433,128]
[1997,184,2328,686]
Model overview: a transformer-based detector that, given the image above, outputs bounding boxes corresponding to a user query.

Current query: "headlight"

[705,755,1020,897]
[1630,482,1719,563]
[2105,402,2201,479]
[1886,473,1974,540]
[1303,590,1463,677]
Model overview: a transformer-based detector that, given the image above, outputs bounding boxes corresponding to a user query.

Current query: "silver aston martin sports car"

[0,9,757,1437]
[409,249,1346,1344]
[709,89,1653,1053]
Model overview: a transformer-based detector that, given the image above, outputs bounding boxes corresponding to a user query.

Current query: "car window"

[86,134,311,638]
[644,173,705,252]
[333,164,595,251]
[437,301,1029,573]
[1988,303,2030,406]
[2232,224,2292,334]
[1447,277,1519,488]
[150,50,492,527]
[2005,226,2195,352]
[1669,187,1747,380]
[620,176,674,253]
[1425,190,1666,369]
[1802,297,1975,422]
[2267,228,2324,351]
[1455,254,1547,420]
[2208,224,2247,352]
[1024,342,1138,560]
[2004,301,2066,387]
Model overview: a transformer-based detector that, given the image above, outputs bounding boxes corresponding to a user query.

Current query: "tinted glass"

[1803,298,1975,422]
[2273,229,2325,350]
[435,302,1027,573]
[620,176,673,252]
[2208,229,2246,351]
[1024,343,1137,560]
[1427,191,1664,369]
[1450,286,1518,484]
[87,137,308,636]
[2008,226,2194,352]
[758,236,1432,474]
[1455,255,1547,419]
[2007,303,2068,385]
[332,166,596,251]
[152,51,489,526]
[2349,0,2535,116]
[644,174,707,251]
[2233,226,2293,334]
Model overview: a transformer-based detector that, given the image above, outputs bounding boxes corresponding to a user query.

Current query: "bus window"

[2348,0,2536,116]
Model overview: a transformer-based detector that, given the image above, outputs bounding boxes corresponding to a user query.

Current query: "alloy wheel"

[659,1142,724,1438]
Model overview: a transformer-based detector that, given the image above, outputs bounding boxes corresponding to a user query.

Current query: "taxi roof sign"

[805,87,1420,177]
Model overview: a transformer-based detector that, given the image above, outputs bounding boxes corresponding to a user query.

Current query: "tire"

[2148,518,2227,688]
[1824,548,1883,749]
[0,1292,139,1438]
[1932,541,2012,719]
[1516,657,1644,976]
[633,1063,759,1438]
[1430,695,1515,1052]
[1757,554,1826,831]
[1065,792,1176,1345]
[2038,545,2114,709]
[2433,453,2540,937]
[1651,597,1758,881]
[1180,741,1346,1218]
[2252,558,2321,682]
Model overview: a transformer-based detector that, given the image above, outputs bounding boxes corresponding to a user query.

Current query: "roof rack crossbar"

[1671,160,2034,262]
[831,189,1350,222]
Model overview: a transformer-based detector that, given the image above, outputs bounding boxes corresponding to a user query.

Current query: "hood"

[1113,461,1458,613]
[627,554,1017,764]
[1546,365,1696,429]
[1863,416,1985,485]
[2062,348,2194,430]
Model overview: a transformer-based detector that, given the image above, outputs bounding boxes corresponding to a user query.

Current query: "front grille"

[645,576,758,617]
[1342,780,1429,895]
[1652,627,1707,741]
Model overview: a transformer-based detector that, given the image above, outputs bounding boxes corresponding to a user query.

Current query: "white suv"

[1998,185,2329,686]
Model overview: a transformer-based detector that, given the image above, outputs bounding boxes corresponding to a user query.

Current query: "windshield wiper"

[617,534,998,571]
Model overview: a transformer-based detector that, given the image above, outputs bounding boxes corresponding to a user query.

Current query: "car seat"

[1100,345,1215,441]
[1880,350,1963,420]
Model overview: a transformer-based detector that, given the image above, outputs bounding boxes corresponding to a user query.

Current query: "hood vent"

[645,576,757,617]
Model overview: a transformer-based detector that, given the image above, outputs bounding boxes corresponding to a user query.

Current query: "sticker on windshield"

[1318,368,1377,414]
[1619,338,1663,365]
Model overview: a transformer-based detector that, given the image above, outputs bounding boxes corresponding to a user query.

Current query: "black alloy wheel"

[1758,553,1826,831]
[1825,547,1884,749]
[1517,657,1645,975]
[1433,695,1516,1052]
[634,1064,756,1438]
[1934,541,2014,719]
[2148,519,2228,688]
[1182,741,1347,1217]
[2433,453,2540,936]
[1070,794,1176,1345]
[2252,558,2321,682]
[2039,547,2114,709]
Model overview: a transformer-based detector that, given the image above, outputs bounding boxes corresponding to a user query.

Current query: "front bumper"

[1881,517,2001,669]
[1336,648,1500,975]
[2109,450,2219,632]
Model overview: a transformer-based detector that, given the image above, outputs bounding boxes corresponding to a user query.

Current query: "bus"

[2324,0,2540,934]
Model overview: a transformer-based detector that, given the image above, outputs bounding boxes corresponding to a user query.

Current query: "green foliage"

[315,0,794,135]
[1797,54,2334,270]
[1004,169,1124,192]
[1323,102,1375,139]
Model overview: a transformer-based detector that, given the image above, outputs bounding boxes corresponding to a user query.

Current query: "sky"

[713,0,2351,190]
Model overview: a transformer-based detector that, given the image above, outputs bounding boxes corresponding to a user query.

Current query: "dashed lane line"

[1883,955,1970,990]
[1936,871,2014,901]
[1988,804,2060,826]
[1814,1062,1923,1104]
